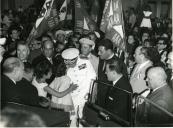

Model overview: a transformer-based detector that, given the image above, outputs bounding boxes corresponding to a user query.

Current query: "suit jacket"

[16,78,40,106]
[130,60,153,93]
[137,85,173,124]
[89,53,99,75]
[105,76,133,121]
[1,75,20,104]
[147,85,173,112]
[97,55,118,107]
[97,55,128,107]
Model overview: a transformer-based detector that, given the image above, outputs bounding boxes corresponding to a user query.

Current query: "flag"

[74,0,97,33]
[27,0,67,43]
[100,0,125,51]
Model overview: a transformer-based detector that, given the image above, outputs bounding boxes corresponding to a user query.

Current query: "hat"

[55,30,66,37]
[62,48,79,65]
[79,38,95,49]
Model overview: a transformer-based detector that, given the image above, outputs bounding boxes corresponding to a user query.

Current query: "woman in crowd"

[32,60,77,112]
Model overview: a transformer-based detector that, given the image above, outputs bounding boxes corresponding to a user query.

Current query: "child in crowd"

[49,62,76,112]
[32,60,77,112]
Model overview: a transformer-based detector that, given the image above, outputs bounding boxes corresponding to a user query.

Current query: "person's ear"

[13,67,19,76]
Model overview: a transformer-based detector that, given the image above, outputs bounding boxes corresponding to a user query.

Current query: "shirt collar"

[137,60,151,71]
[113,75,122,86]
[153,85,166,92]
[106,53,114,60]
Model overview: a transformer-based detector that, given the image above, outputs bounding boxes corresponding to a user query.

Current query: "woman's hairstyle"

[34,60,52,79]
[23,62,33,74]
[55,62,67,77]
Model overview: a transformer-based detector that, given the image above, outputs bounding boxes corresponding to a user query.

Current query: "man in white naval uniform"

[62,48,96,126]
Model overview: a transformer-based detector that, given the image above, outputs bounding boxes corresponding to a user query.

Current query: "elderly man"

[61,48,96,126]
[130,46,153,93]
[1,57,24,104]
[79,38,99,74]
[16,62,40,106]
[137,67,173,124]
[17,41,31,63]
[32,40,59,84]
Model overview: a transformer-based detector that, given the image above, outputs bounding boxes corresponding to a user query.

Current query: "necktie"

[102,60,106,71]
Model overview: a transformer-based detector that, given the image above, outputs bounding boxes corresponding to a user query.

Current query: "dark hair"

[55,62,67,77]
[42,40,54,49]
[98,38,113,50]
[140,46,151,60]
[41,34,52,41]
[144,39,154,47]
[23,62,33,74]
[34,60,52,79]
[107,58,123,74]
[8,25,19,35]
[17,40,29,48]
[157,37,168,45]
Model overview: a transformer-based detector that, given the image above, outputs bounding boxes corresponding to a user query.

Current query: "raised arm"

[44,83,78,98]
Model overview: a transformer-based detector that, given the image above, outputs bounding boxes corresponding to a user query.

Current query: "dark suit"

[16,78,40,106]
[97,56,116,107]
[147,85,173,112]
[137,85,173,124]
[97,55,128,107]
[1,75,20,104]
[105,76,133,121]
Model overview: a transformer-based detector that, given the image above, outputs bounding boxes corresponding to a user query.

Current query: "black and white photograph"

[0,0,173,127]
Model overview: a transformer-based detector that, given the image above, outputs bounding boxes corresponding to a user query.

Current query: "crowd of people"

[0,2,173,127]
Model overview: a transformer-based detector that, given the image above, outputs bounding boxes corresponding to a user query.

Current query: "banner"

[74,0,97,33]
[100,0,125,51]
[27,0,67,43]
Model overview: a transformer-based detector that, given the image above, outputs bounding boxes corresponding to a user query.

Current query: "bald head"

[134,46,150,64]
[3,57,22,73]
[147,67,167,89]
[42,40,54,58]
[3,57,24,81]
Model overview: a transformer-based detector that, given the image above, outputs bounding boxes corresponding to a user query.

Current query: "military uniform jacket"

[67,57,96,105]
